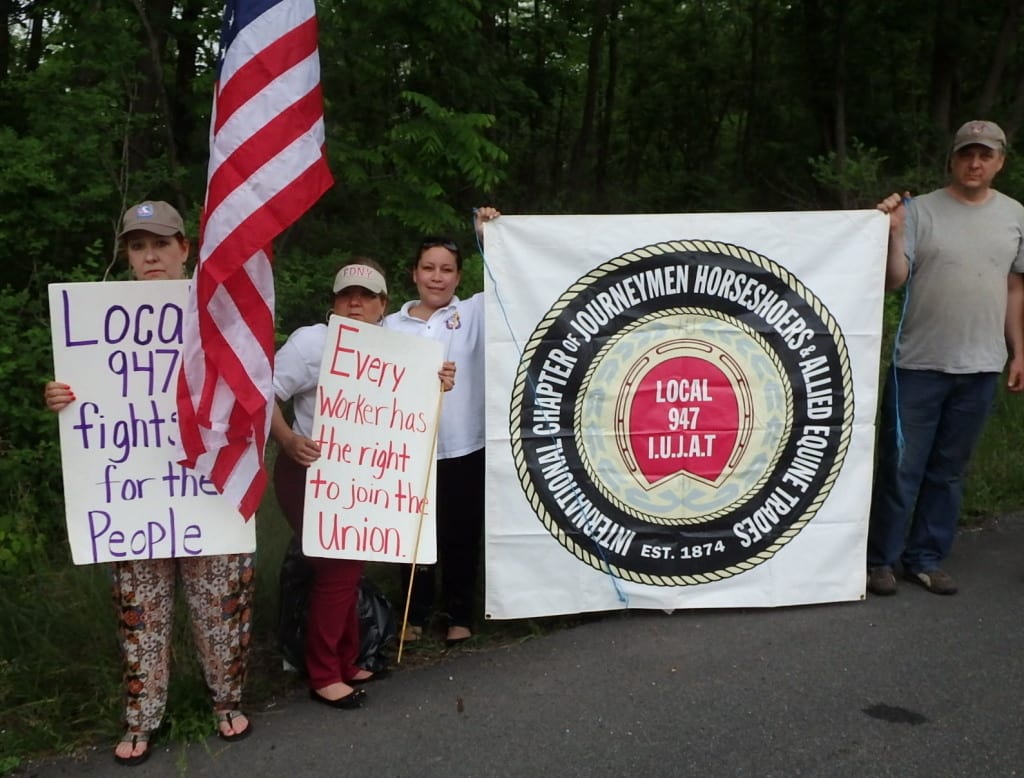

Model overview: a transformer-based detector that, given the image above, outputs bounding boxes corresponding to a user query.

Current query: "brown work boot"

[904,568,957,595]
[866,565,897,596]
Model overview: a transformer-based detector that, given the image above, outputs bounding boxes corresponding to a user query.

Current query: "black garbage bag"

[357,576,398,673]
[277,536,312,673]
[276,536,398,675]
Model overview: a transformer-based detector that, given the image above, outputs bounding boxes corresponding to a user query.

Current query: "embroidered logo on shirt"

[445,311,462,330]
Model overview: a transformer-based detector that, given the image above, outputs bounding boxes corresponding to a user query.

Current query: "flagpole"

[397,385,445,664]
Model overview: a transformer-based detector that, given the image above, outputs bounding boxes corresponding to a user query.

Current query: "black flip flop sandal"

[113,731,150,767]
[216,709,254,742]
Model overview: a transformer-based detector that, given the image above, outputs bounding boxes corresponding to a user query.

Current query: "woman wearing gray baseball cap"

[44,201,255,765]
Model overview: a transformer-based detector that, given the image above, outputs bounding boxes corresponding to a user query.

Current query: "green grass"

[3,387,1023,773]
[962,382,1024,517]
[0,559,122,769]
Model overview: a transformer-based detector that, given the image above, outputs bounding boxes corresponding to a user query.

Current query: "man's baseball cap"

[333,264,388,295]
[952,120,1007,153]
[118,201,185,238]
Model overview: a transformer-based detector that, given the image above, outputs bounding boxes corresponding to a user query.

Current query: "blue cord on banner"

[474,209,629,608]
[890,196,914,464]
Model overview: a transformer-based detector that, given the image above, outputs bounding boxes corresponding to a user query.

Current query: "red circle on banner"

[628,356,739,485]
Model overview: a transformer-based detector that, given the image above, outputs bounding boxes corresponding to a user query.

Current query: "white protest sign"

[484,211,888,618]
[302,315,442,563]
[48,280,255,565]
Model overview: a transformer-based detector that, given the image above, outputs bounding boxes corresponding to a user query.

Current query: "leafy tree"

[6,0,1024,573]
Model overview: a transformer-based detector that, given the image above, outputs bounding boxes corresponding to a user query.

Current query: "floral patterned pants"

[111,553,255,733]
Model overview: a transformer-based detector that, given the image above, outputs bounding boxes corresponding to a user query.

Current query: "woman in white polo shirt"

[384,207,499,645]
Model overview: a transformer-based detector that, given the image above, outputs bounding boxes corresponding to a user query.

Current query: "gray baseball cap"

[118,201,185,238]
[951,120,1007,153]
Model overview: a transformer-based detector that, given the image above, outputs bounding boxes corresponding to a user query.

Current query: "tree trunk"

[978,0,1024,116]
[1004,68,1024,139]
[595,1,619,208]
[0,0,12,82]
[833,0,850,208]
[739,0,763,174]
[928,0,960,133]
[171,0,203,165]
[527,0,547,196]
[551,83,567,194]
[568,0,614,194]
[800,0,835,152]
[25,0,44,72]
[128,0,185,208]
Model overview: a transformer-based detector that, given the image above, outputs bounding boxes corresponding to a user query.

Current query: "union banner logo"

[508,241,854,585]
[616,339,753,490]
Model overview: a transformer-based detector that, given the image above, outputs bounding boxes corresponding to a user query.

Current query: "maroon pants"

[274,452,364,689]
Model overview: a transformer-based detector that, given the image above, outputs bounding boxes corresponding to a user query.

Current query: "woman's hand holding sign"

[282,431,322,467]
[44,381,75,412]
[439,360,456,392]
[270,403,322,467]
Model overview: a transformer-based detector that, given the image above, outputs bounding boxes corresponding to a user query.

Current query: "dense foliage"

[3,0,1024,571]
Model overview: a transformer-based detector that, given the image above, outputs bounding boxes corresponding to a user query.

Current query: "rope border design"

[509,240,855,587]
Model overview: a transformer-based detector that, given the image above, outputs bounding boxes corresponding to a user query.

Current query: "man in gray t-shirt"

[867,120,1024,597]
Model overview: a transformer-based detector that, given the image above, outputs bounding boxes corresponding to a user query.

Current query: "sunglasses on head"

[420,237,459,253]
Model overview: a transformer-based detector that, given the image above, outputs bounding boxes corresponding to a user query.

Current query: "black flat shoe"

[350,668,390,685]
[308,687,366,710]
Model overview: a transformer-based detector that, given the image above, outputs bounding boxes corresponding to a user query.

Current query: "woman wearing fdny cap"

[44,201,255,766]
[270,258,454,708]
[384,207,499,646]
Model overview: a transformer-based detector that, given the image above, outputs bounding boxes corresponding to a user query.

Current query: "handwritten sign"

[302,315,443,562]
[48,281,255,565]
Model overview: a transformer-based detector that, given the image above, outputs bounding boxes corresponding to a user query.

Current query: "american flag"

[177,0,333,519]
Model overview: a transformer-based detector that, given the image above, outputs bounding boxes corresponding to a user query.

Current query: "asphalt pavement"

[21,512,1024,778]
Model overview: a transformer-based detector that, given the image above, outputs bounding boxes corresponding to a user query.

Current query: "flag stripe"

[202,125,330,283]
[177,0,332,521]
[209,54,321,193]
[178,254,273,449]
[205,86,328,268]
[209,82,324,229]
[196,276,273,418]
[218,0,313,83]
[214,17,318,135]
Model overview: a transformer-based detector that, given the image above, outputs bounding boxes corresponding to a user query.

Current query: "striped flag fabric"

[177,0,333,519]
